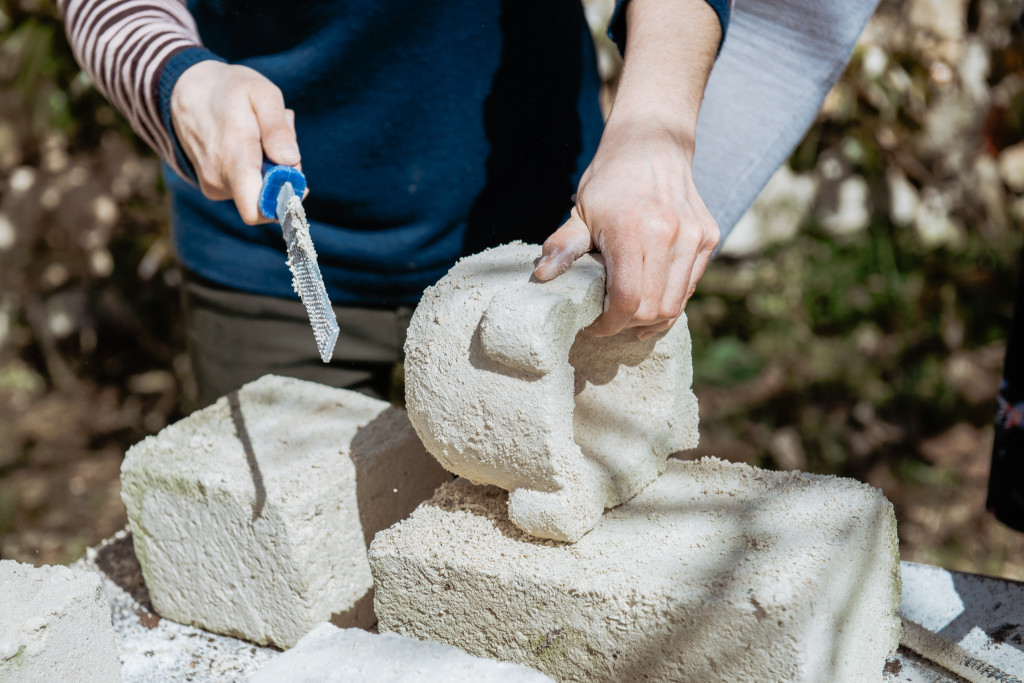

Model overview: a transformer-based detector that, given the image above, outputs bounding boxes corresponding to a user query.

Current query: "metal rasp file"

[259,163,339,363]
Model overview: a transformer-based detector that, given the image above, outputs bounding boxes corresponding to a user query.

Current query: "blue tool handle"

[258,161,307,220]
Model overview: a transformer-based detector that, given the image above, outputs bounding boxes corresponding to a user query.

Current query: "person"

[59,0,877,406]
[58,0,726,405]
[985,9,1024,533]
[990,257,1024,532]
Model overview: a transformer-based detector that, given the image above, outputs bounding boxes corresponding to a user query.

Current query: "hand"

[534,118,719,340]
[170,61,302,225]
[532,0,720,340]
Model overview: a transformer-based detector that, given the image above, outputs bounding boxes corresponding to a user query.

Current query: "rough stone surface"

[899,561,1024,683]
[121,374,450,648]
[73,530,280,683]
[404,242,698,542]
[251,623,553,682]
[0,560,121,682]
[370,457,902,682]
[63,530,941,682]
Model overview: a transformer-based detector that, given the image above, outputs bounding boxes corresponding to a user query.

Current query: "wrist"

[159,47,226,183]
[604,0,718,159]
[601,111,697,163]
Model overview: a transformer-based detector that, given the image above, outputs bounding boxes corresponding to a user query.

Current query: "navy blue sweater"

[158,1,730,307]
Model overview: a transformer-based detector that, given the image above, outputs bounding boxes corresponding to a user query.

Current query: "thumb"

[534,206,594,281]
[252,89,301,167]
[284,108,309,200]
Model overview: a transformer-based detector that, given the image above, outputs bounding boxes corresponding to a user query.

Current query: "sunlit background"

[1,0,1023,579]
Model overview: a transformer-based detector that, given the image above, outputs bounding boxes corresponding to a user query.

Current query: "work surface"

[73,532,1016,682]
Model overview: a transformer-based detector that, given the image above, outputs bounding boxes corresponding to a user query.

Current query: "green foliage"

[0,1,185,563]
[693,337,762,387]
[688,0,1024,499]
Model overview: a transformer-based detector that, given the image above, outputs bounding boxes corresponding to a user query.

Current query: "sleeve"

[57,0,225,182]
[607,0,733,56]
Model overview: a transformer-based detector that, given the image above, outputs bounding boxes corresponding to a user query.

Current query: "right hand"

[170,61,302,225]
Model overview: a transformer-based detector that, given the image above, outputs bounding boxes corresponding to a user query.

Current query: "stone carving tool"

[259,163,339,363]
[900,618,1022,683]
[898,561,1024,682]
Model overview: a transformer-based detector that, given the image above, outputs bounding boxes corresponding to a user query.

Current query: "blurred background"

[2,0,1024,580]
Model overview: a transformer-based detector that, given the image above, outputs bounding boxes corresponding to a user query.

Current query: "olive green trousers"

[181,271,413,408]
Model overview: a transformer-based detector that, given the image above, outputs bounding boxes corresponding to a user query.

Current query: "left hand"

[532,0,720,341]
[534,117,719,340]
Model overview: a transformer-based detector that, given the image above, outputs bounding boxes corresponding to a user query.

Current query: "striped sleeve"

[58,0,222,181]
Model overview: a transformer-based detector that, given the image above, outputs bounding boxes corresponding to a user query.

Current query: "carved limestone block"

[404,242,698,541]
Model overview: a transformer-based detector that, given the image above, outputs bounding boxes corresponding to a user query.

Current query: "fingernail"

[281,143,300,162]
[533,256,548,277]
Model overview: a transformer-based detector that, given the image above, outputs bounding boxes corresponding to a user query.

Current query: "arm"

[59,0,298,225]
[534,0,722,339]
[58,0,213,179]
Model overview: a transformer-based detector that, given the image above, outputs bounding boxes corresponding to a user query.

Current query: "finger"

[683,230,717,306]
[284,108,310,200]
[534,206,593,281]
[636,317,676,340]
[252,87,301,167]
[284,108,301,171]
[226,136,270,225]
[683,249,712,306]
[588,242,643,337]
[657,255,694,324]
[630,237,671,327]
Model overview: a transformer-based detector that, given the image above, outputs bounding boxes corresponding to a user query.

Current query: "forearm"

[58,0,217,178]
[608,0,721,155]
[535,0,724,337]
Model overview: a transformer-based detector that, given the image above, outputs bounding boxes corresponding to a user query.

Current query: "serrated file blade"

[276,181,339,363]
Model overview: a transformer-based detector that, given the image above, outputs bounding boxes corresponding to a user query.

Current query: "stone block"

[405,242,698,541]
[370,457,902,682]
[74,531,281,682]
[251,623,553,682]
[0,561,121,682]
[121,374,451,648]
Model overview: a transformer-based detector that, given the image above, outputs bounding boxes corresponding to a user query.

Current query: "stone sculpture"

[404,242,699,541]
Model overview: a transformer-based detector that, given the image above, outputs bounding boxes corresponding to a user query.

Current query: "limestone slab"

[898,561,1024,683]
[370,457,902,682]
[404,242,698,541]
[0,560,121,682]
[65,533,950,683]
[121,374,450,648]
[250,623,553,682]
[73,530,280,683]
